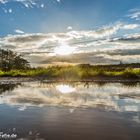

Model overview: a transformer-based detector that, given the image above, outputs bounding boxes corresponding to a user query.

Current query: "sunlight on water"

[56,84,76,93]
[0,82,140,115]
[0,82,140,125]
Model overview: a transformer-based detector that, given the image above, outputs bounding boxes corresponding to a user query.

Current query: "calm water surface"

[0,81,140,140]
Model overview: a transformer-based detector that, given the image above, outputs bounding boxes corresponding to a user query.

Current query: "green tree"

[0,49,30,71]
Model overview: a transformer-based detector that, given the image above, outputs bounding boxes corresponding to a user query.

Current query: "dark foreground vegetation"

[0,49,140,80]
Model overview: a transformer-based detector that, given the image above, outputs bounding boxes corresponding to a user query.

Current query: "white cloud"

[3,8,8,13]
[128,9,140,20]
[0,23,140,66]
[122,24,139,29]
[0,0,37,8]
[0,0,61,8]
[40,3,44,8]
[67,26,73,31]
[8,8,12,13]
[57,0,61,3]
[0,0,6,4]
[14,29,25,34]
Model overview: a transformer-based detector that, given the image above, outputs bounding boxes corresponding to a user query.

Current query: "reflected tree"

[0,83,21,94]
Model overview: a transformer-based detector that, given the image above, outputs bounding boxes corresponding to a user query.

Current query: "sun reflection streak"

[56,84,76,93]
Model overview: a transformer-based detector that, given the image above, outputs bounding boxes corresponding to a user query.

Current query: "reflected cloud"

[0,82,140,124]
[0,82,140,116]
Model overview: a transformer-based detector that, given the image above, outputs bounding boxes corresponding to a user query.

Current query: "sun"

[54,42,75,55]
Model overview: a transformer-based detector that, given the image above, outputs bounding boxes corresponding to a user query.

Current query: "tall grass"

[0,65,140,79]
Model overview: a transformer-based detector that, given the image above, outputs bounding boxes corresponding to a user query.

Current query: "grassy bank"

[0,64,140,80]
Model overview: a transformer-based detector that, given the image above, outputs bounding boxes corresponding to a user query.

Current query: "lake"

[0,81,140,140]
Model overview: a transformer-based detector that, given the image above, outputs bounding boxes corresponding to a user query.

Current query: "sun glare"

[56,85,76,94]
[54,42,75,55]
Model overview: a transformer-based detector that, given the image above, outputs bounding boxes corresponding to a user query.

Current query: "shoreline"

[0,76,140,83]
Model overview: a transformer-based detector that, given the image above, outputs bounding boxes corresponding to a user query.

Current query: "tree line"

[0,49,30,71]
[0,49,140,72]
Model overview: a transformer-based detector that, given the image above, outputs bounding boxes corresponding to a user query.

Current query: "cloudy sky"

[0,0,140,66]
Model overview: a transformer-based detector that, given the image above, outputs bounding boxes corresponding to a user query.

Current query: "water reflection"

[0,81,139,113]
[56,84,76,93]
[0,83,21,94]
[0,81,140,139]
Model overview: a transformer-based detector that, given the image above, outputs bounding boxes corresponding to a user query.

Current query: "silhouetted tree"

[0,49,30,71]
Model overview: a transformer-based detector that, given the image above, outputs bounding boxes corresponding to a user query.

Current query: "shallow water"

[0,81,140,140]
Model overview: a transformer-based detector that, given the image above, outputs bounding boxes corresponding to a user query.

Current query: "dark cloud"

[40,52,120,65]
